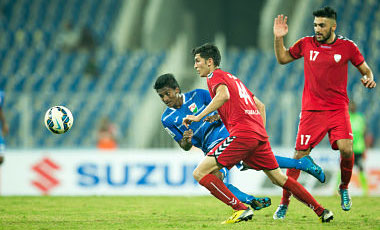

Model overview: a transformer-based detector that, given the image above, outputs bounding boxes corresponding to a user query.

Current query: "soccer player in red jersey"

[273,6,376,219]
[183,43,333,224]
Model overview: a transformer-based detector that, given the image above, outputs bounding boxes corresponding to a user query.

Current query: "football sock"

[339,154,354,190]
[225,183,255,204]
[275,156,298,169]
[199,174,247,210]
[281,168,301,205]
[283,177,324,216]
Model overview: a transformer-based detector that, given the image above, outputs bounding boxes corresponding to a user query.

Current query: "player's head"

[153,73,182,109]
[192,43,221,77]
[312,6,337,43]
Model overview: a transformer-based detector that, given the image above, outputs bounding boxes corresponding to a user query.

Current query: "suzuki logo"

[31,158,60,195]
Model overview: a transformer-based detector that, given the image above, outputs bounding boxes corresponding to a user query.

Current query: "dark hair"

[153,73,180,92]
[313,6,337,20]
[192,43,221,67]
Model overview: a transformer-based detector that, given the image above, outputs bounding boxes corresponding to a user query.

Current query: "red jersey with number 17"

[289,35,365,110]
[206,69,268,140]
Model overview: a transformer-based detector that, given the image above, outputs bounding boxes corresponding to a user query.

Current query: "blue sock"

[225,183,255,204]
[275,155,301,169]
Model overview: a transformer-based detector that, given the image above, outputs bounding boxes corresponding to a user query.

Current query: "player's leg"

[275,155,325,183]
[194,156,247,210]
[194,155,253,224]
[336,139,354,211]
[275,111,327,219]
[329,108,355,211]
[219,167,271,210]
[274,149,309,219]
[265,168,333,222]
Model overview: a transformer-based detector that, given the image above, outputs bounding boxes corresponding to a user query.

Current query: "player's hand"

[183,129,193,142]
[361,75,376,89]
[274,15,288,38]
[204,114,221,123]
[183,115,200,128]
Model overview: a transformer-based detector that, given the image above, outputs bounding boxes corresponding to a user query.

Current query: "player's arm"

[183,85,229,127]
[273,15,295,64]
[0,107,8,136]
[178,129,193,151]
[357,61,376,89]
[253,96,266,128]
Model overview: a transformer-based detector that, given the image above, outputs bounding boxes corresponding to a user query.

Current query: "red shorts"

[207,136,279,171]
[295,109,352,151]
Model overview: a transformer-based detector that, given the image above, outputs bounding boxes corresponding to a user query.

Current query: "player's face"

[156,87,182,108]
[194,54,210,77]
[313,17,335,43]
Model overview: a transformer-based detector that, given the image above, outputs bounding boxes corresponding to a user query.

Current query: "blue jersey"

[161,89,229,154]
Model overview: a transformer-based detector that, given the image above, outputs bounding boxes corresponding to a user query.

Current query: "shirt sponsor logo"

[334,54,341,63]
[188,103,198,113]
[320,45,331,49]
[245,110,260,115]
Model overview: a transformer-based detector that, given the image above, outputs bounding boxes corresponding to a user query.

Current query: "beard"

[316,28,332,43]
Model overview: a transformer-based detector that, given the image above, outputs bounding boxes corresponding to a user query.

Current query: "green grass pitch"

[0,196,379,229]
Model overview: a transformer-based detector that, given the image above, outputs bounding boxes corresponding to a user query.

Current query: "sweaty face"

[156,87,182,109]
[314,17,335,43]
[194,54,210,77]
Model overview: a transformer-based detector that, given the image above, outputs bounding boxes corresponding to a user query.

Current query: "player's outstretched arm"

[357,62,376,89]
[273,15,294,64]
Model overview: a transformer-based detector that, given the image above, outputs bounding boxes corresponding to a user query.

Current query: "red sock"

[281,168,301,205]
[340,154,355,190]
[283,177,324,216]
[199,174,247,210]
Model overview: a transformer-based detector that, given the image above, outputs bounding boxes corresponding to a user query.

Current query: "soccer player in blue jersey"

[0,90,9,165]
[153,73,325,210]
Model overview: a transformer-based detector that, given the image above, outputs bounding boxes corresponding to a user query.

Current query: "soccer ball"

[44,106,74,134]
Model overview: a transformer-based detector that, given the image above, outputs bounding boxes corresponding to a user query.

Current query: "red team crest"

[334,54,341,63]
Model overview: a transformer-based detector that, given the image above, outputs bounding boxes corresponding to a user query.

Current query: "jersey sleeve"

[209,72,228,95]
[162,119,183,142]
[289,38,304,59]
[348,41,365,67]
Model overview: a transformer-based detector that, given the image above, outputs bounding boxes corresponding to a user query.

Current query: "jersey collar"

[314,34,338,46]
[207,68,220,79]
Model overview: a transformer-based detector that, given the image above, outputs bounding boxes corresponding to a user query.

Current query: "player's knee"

[340,146,353,158]
[193,168,205,182]
[294,149,310,159]
[270,179,282,187]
